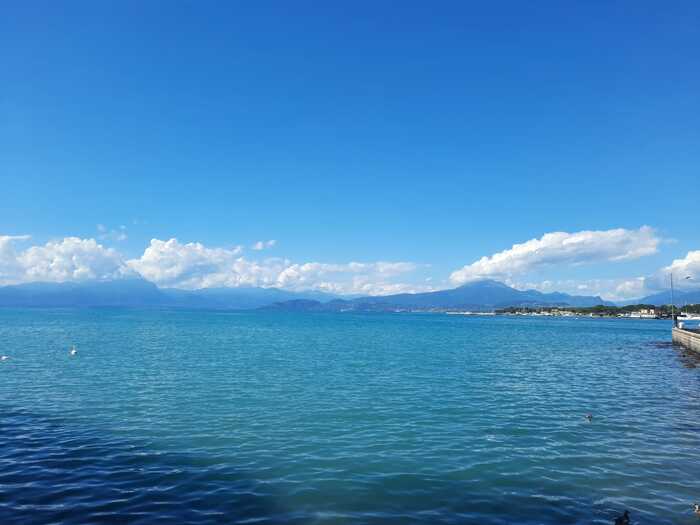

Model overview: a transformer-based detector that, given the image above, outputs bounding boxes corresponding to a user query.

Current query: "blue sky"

[2,1,699,298]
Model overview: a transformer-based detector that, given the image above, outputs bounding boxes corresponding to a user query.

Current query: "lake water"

[1,309,699,524]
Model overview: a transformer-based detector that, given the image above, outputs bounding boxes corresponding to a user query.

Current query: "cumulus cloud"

[0,235,425,295]
[127,239,254,289]
[513,277,649,302]
[610,278,650,300]
[666,250,700,284]
[591,250,700,301]
[275,261,425,295]
[9,230,688,301]
[0,235,32,283]
[450,226,660,285]
[0,236,131,285]
[126,238,425,294]
[515,249,700,302]
[643,250,700,292]
[251,239,276,251]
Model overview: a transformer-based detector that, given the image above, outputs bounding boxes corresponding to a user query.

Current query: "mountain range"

[620,288,700,307]
[0,280,337,309]
[263,279,613,312]
[0,278,695,311]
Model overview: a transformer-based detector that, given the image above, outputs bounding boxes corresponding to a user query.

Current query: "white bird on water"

[69,346,77,356]
[1,355,9,361]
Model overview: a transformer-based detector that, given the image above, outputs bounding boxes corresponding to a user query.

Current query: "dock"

[672,327,700,354]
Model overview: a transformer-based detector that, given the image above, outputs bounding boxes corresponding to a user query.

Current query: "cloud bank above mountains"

[512,242,700,302]
[129,239,430,295]
[0,236,429,296]
[0,227,697,300]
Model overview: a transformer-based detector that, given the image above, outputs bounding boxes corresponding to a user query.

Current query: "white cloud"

[513,249,700,302]
[667,250,700,285]
[251,239,276,251]
[126,238,425,294]
[643,250,700,292]
[513,277,648,302]
[275,261,426,295]
[127,239,252,289]
[7,230,689,301]
[0,235,425,295]
[97,224,128,242]
[0,236,132,285]
[0,235,32,283]
[450,226,660,285]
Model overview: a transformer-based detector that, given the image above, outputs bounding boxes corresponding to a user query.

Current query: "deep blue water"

[1,309,699,524]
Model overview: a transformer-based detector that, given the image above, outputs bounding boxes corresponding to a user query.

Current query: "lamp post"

[671,273,676,327]
[685,276,693,315]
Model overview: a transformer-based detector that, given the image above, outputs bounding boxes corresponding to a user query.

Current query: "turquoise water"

[1,309,699,524]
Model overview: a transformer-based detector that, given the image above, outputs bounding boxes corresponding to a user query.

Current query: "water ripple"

[1,310,699,524]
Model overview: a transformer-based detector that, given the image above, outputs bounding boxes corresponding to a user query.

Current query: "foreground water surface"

[1,309,699,524]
